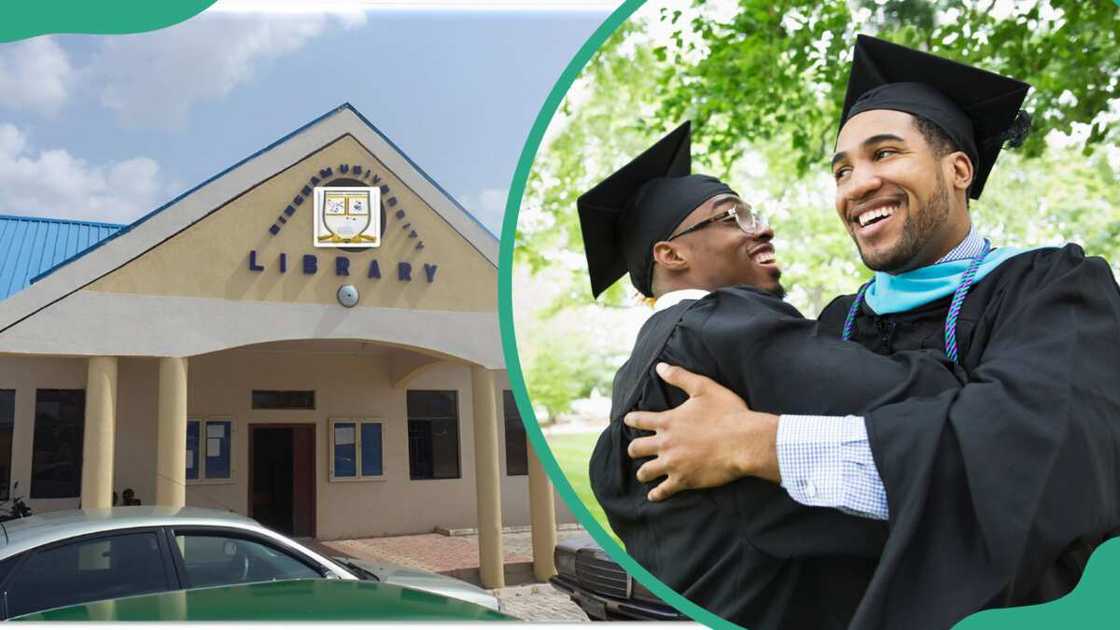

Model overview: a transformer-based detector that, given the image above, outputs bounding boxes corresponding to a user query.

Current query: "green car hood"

[11,579,512,622]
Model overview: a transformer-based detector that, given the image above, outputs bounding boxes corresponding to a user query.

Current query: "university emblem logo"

[313,186,381,248]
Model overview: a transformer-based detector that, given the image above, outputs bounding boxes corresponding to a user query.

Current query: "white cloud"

[457,187,508,231]
[0,124,169,223]
[210,0,616,12]
[85,14,356,128]
[0,37,74,114]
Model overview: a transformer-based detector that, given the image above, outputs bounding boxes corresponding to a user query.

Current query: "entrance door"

[250,425,315,537]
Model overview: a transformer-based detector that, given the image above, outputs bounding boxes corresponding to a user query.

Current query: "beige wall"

[87,135,496,312]
[178,349,488,539]
[0,347,571,539]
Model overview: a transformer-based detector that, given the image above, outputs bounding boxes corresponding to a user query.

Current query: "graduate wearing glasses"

[581,120,970,629]
[615,36,1120,630]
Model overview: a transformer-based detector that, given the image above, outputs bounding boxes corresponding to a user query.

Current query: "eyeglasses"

[666,202,767,241]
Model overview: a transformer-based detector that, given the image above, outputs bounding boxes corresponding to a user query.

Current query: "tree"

[653,0,1120,176]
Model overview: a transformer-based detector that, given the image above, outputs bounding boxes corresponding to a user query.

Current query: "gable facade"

[0,105,567,587]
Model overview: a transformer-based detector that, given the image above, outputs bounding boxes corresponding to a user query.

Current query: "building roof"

[0,103,503,368]
[0,103,494,305]
[0,214,124,301]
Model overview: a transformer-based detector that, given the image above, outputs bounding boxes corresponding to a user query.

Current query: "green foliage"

[654,0,1119,173]
[516,20,669,311]
[656,0,854,177]
[544,431,617,543]
[522,327,617,422]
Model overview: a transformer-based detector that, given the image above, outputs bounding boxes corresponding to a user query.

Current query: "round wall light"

[337,284,359,308]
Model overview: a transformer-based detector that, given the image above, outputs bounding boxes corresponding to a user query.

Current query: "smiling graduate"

[620,36,1120,630]
[582,122,974,629]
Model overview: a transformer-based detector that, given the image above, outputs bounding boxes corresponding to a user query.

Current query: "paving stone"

[491,583,590,622]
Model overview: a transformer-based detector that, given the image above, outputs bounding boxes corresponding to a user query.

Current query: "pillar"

[528,443,558,580]
[81,356,117,509]
[155,357,188,507]
[471,365,505,588]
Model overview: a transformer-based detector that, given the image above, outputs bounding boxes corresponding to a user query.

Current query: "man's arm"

[624,286,965,509]
[777,414,888,520]
[626,369,888,519]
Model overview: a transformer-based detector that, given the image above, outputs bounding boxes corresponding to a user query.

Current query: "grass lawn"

[545,430,617,542]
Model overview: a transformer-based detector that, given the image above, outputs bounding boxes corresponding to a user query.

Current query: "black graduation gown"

[815,244,1120,630]
[590,286,966,629]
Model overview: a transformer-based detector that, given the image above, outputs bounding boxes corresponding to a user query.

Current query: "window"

[172,531,320,589]
[407,390,460,480]
[30,389,85,499]
[0,390,13,501]
[503,391,528,476]
[330,420,384,480]
[186,421,199,480]
[4,531,171,618]
[251,390,315,410]
[187,419,232,481]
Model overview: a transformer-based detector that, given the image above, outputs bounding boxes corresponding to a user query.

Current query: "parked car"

[9,578,510,621]
[550,535,687,621]
[0,506,502,620]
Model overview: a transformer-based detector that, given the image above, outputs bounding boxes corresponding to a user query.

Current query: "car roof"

[0,506,263,557]
[11,579,512,622]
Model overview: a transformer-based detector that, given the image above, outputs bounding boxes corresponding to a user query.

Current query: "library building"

[0,104,570,587]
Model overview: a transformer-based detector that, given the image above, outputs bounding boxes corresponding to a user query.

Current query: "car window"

[0,554,20,587]
[5,531,170,618]
[173,533,321,588]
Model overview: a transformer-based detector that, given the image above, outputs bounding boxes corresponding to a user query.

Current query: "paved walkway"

[314,527,590,621]
[492,583,589,622]
[317,526,586,574]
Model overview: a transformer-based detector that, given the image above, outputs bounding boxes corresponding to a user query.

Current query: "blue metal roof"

[0,215,123,301]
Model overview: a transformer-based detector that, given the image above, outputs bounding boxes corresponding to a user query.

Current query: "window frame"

[502,390,529,477]
[406,390,462,481]
[0,389,14,501]
[328,418,386,482]
[186,417,235,485]
[251,390,316,410]
[29,388,86,500]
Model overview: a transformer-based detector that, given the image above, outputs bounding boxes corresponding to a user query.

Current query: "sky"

[0,1,614,233]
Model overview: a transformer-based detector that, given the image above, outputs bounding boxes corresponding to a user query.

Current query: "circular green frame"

[496,2,1120,628]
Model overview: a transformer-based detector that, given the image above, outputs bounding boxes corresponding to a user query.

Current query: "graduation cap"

[839,34,1032,199]
[578,121,735,298]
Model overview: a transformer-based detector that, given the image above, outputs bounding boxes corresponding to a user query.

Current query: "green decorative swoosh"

[0,1,216,43]
[498,2,1120,630]
[953,538,1120,629]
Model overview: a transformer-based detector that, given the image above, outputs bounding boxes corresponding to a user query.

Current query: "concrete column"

[155,357,188,507]
[470,365,505,589]
[528,443,558,581]
[81,356,118,509]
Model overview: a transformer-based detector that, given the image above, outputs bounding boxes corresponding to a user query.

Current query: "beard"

[856,172,952,273]
[765,282,787,300]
